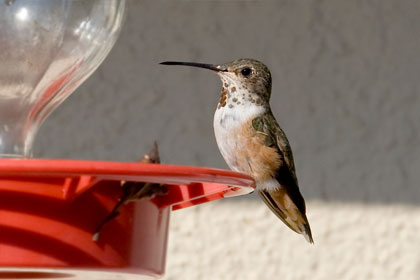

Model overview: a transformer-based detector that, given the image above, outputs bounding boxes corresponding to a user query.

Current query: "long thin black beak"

[160,61,227,72]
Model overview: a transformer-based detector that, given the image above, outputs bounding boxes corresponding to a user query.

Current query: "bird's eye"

[241,67,252,77]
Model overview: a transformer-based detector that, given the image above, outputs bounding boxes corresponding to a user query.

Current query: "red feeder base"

[0,159,254,279]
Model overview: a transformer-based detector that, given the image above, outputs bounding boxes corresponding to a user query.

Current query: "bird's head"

[160,58,272,105]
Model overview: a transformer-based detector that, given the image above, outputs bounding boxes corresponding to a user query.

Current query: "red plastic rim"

[0,159,255,209]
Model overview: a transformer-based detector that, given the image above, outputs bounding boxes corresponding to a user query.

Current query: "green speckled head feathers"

[217,58,272,100]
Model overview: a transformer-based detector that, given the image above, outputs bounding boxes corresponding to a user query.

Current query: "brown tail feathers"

[258,188,313,243]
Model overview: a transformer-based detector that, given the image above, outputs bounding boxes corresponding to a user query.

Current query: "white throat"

[213,75,266,173]
[213,73,266,129]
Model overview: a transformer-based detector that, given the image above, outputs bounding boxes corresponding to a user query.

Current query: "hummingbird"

[93,142,167,241]
[161,59,313,243]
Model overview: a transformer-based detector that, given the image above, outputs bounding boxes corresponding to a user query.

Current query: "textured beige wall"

[36,1,420,279]
[166,200,420,280]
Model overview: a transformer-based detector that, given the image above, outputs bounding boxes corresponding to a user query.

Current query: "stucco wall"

[36,1,420,279]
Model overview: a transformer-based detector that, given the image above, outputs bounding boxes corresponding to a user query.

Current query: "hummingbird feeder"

[0,1,255,279]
